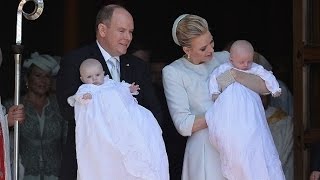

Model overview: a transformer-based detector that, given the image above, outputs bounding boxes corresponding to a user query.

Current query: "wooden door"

[293,0,320,179]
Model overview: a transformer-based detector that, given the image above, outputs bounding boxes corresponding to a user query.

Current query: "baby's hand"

[272,91,281,97]
[82,93,92,100]
[129,82,140,93]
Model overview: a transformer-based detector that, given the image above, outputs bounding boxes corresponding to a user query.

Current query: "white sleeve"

[208,70,221,95]
[68,84,94,106]
[162,65,194,136]
[0,104,6,124]
[120,81,139,95]
[249,63,282,96]
[67,95,76,107]
[67,94,92,106]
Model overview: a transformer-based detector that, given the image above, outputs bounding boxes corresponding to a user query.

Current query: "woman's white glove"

[216,70,235,91]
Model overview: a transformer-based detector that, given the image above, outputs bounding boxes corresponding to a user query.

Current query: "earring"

[26,82,28,88]
[187,54,190,59]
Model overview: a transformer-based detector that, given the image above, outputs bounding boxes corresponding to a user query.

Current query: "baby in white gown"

[205,40,285,180]
[68,58,169,180]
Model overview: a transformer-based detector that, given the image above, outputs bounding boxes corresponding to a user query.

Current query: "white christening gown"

[68,77,169,180]
[205,62,285,180]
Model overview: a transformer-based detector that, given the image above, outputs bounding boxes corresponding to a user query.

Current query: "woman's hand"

[231,69,269,94]
[7,104,25,127]
[216,68,269,94]
[192,115,208,133]
[216,70,236,91]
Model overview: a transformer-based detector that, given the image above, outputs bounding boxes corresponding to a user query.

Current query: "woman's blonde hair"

[172,14,209,47]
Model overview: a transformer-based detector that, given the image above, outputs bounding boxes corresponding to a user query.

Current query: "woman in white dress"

[68,58,169,180]
[162,14,270,180]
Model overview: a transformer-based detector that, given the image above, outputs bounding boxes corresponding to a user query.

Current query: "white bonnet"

[23,52,60,76]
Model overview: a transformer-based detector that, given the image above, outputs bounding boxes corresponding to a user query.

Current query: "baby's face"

[80,66,104,85]
[230,52,253,70]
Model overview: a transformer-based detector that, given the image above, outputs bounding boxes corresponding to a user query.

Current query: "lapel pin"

[126,64,130,67]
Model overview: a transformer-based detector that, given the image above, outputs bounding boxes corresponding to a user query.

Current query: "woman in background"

[4,52,67,180]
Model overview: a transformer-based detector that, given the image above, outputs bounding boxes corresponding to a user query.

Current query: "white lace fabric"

[71,77,169,180]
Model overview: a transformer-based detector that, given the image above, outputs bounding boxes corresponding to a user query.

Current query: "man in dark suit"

[56,4,163,180]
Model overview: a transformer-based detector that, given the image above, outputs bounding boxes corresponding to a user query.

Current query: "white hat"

[23,52,60,76]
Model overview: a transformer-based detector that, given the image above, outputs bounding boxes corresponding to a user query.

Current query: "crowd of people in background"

[0,3,318,180]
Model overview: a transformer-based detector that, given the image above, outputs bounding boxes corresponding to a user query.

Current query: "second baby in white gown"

[205,40,285,180]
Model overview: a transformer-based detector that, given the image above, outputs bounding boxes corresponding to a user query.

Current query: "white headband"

[172,14,189,46]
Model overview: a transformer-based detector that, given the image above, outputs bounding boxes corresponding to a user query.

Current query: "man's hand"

[7,104,25,127]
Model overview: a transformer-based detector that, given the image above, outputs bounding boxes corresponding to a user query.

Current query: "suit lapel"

[120,55,133,82]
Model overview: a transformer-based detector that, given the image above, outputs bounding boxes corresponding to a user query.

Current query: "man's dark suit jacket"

[56,42,163,180]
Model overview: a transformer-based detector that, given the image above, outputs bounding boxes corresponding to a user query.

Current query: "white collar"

[96,41,120,62]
